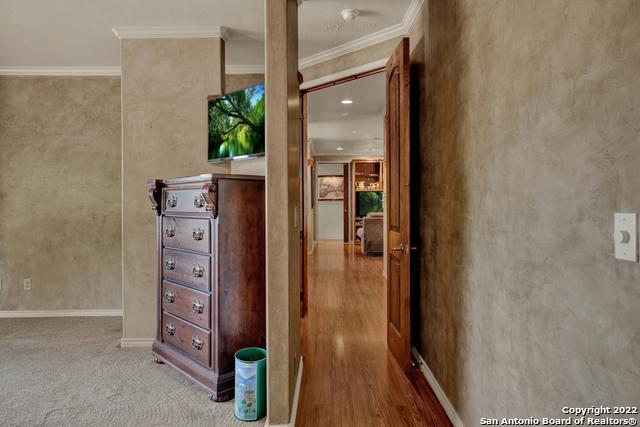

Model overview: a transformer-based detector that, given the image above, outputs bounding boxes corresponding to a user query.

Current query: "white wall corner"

[411,347,465,427]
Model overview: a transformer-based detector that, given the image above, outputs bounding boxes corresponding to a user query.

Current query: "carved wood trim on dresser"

[148,174,266,402]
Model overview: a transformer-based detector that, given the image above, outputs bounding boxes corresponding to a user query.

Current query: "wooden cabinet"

[352,160,384,244]
[148,174,265,402]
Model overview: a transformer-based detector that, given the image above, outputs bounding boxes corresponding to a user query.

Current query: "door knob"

[391,244,404,252]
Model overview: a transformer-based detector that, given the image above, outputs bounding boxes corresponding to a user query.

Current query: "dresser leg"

[210,389,234,402]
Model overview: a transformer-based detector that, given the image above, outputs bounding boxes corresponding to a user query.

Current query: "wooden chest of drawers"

[148,174,265,402]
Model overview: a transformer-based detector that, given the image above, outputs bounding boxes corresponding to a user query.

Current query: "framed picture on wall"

[317,175,344,200]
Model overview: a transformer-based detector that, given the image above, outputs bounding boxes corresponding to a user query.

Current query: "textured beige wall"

[225,74,263,93]
[300,37,400,82]
[121,38,228,340]
[225,74,266,176]
[265,0,301,423]
[0,76,122,310]
[416,0,640,423]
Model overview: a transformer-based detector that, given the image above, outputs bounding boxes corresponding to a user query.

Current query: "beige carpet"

[0,317,263,427]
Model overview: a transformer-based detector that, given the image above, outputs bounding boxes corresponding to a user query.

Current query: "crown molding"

[2,1,421,78]
[402,0,424,31]
[226,64,264,74]
[0,66,121,76]
[112,26,229,41]
[299,0,423,70]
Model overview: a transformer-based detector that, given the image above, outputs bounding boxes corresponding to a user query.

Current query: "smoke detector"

[341,9,360,22]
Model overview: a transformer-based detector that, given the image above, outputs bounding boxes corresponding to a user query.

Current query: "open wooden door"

[343,163,349,243]
[299,75,309,318]
[385,37,411,370]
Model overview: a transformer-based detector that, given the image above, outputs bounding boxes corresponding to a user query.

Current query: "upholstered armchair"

[361,212,383,255]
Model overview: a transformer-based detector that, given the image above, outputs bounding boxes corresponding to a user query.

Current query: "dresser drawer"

[163,189,210,214]
[163,217,211,254]
[162,248,210,292]
[162,281,210,329]
[162,312,210,367]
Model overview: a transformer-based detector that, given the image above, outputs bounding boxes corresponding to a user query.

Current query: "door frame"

[298,65,386,318]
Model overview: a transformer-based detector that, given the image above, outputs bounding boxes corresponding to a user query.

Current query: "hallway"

[296,242,451,427]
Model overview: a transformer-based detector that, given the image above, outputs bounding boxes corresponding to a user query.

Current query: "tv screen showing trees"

[357,191,383,217]
[208,83,265,162]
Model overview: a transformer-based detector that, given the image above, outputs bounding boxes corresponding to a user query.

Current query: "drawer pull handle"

[192,336,204,350]
[192,301,204,313]
[165,224,176,237]
[165,324,176,336]
[167,195,178,208]
[194,195,205,208]
[164,291,175,303]
[192,264,204,278]
[192,227,204,241]
[165,258,176,270]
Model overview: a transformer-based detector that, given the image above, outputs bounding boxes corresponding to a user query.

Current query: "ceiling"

[307,72,385,157]
[0,0,413,68]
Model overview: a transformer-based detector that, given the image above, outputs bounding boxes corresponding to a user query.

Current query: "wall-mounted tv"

[356,191,383,217]
[208,83,265,162]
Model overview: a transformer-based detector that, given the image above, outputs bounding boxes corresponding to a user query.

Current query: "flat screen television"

[208,83,265,162]
[356,191,383,217]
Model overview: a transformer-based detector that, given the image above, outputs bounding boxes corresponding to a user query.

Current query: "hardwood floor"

[296,241,452,427]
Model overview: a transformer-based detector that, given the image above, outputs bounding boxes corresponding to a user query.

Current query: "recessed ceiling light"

[336,147,344,151]
[341,99,353,105]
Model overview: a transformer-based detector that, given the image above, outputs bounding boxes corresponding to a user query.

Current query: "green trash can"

[234,347,267,421]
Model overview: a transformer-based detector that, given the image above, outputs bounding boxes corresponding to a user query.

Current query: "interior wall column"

[119,34,227,344]
[264,0,301,424]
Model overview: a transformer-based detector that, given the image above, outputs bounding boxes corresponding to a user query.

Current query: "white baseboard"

[120,338,155,348]
[266,356,304,427]
[0,309,122,318]
[412,347,465,427]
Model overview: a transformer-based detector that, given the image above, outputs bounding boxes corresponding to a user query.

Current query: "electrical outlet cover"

[614,213,637,262]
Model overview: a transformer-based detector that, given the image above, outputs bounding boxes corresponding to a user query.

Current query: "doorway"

[295,38,433,425]
[315,162,348,242]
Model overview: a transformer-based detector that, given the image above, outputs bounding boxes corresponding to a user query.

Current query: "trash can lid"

[235,347,267,362]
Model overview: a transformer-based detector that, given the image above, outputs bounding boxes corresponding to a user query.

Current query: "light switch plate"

[614,213,637,262]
